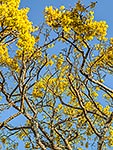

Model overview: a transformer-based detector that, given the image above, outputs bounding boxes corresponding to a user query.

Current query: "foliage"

[0,0,113,150]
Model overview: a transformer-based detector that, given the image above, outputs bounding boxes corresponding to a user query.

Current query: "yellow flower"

[91,91,98,97]
[58,104,63,109]
[77,148,83,150]
[110,38,113,45]
[52,54,57,59]
[60,6,65,10]
[48,60,54,66]
[103,106,110,115]
[25,142,30,148]
[95,87,100,91]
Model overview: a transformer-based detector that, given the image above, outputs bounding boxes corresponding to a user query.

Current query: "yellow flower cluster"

[0,0,40,70]
[103,105,110,116]
[108,127,113,146]
[76,1,86,12]
[56,54,64,69]
[93,45,113,68]
[33,75,68,98]
[0,44,9,64]
[110,37,113,45]
[25,142,30,148]
[0,43,19,70]
[63,107,76,116]
[44,2,108,42]
[32,79,45,98]
[77,148,83,150]
[85,101,94,110]
[18,130,28,140]
[44,6,62,28]
[89,36,113,69]
[108,137,113,146]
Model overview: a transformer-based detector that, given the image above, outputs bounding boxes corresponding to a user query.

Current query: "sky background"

[1,1,113,149]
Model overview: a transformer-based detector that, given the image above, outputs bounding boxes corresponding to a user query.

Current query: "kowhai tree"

[0,0,113,150]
